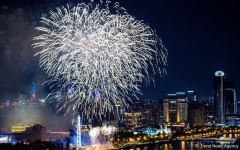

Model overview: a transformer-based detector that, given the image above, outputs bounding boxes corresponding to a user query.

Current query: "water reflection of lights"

[81,144,116,150]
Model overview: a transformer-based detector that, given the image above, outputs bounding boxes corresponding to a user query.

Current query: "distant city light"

[167,94,176,96]
[176,92,185,95]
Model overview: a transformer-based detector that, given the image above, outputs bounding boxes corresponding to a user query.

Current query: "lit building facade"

[124,112,144,129]
[123,99,162,129]
[163,93,188,126]
[11,124,31,133]
[177,99,188,123]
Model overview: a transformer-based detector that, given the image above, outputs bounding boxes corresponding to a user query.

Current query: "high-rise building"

[200,97,214,123]
[163,101,170,123]
[224,81,237,114]
[238,102,240,114]
[213,71,238,124]
[124,112,144,129]
[177,99,188,123]
[152,100,163,124]
[163,93,188,126]
[188,101,205,125]
[121,99,162,129]
[213,71,225,124]
[186,91,197,102]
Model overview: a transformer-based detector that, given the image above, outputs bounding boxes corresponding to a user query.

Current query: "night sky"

[0,0,240,101]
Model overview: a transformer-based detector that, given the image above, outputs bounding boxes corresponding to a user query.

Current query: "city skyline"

[0,1,240,149]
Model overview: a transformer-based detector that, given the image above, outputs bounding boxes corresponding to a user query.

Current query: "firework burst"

[33,0,168,118]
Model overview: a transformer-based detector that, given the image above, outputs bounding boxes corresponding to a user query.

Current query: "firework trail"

[33,0,168,119]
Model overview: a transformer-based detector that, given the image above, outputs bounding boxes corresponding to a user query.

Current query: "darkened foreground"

[0,140,65,150]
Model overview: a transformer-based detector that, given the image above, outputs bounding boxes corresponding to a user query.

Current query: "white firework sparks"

[89,125,117,144]
[33,1,167,118]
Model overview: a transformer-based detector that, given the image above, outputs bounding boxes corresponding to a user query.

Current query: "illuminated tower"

[163,101,169,123]
[213,71,225,124]
[76,115,81,148]
[31,82,36,101]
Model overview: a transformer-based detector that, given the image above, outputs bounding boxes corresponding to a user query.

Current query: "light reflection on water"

[130,141,226,150]
[125,134,240,150]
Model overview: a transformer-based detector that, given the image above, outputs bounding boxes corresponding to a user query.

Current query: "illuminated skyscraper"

[213,71,225,124]
[213,71,238,124]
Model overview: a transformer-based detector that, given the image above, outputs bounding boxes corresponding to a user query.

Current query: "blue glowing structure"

[31,82,36,101]
[69,129,90,148]
[144,127,158,136]
[76,115,81,148]
[31,83,36,93]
